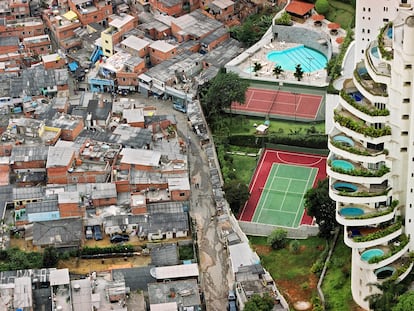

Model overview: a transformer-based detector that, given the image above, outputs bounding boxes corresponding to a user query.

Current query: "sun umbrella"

[312,14,324,21]
[328,22,341,30]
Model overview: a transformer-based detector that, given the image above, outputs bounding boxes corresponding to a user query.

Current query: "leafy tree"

[304,178,337,237]
[244,293,274,311]
[294,64,304,81]
[267,228,288,250]
[223,180,250,215]
[273,65,284,79]
[289,239,300,253]
[274,11,292,26]
[315,0,330,15]
[201,70,249,121]
[229,8,277,47]
[365,281,407,311]
[43,246,59,268]
[253,62,263,76]
[392,291,414,311]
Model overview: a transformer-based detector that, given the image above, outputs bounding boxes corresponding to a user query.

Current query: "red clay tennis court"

[231,87,323,120]
[239,149,327,226]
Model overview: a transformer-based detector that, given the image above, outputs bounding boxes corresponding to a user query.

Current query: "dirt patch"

[278,274,316,309]
[254,244,272,256]
[58,255,151,275]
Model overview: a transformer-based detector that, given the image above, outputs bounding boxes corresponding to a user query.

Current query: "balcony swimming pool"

[361,248,384,262]
[340,207,365,217]
[333,135,355,147]
[375,266,396,279]
[332,160,355,171]
[333,182,358,192]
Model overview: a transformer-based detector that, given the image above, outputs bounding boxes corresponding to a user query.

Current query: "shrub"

[315,0,330,14]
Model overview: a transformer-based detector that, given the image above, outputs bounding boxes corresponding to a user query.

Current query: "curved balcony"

[339,90,389,124]
[364,41,391,84]
[344,222,402,248]
[327,159,390,185]
[336,202,397,226]
[358,239,410,270]
[353,64,388,102]
[334,111,391,145]
[328,138,387,163]
[330,181,390,204]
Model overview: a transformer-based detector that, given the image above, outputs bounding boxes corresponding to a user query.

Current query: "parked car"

[93,225,102,241]
[85,226,93,239]
[110,234,130,243]
[228,290,237,311]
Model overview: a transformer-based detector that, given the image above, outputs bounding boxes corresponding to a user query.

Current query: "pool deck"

[226,16,346,87]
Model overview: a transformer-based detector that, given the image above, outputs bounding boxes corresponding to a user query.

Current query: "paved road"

[122,94,230,310]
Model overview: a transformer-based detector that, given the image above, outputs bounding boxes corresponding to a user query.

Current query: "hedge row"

[227,134,328,149]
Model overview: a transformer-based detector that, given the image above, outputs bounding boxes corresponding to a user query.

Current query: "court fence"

[238,220,320,239]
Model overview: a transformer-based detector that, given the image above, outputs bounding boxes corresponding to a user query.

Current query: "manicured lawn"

[231,154,258,185]
[249,236,326,304]
[322,237,358,311]
[326,0,355,28]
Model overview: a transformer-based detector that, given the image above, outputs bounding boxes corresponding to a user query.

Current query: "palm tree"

[294,64,304,81]
[273,65,284,79]
[253,62,262,76]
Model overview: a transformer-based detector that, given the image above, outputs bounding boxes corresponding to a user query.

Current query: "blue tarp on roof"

[68,62,79,72]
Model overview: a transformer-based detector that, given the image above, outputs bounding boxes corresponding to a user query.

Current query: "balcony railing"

[377,22,393,61]
[354,65,388,97]
[352,222,402,243]
[334,111,391,138]
[341,201,398,220]
[328,160,390,178]
[367,235,409,264]
[330,139,388,157]
[340,90,389,116]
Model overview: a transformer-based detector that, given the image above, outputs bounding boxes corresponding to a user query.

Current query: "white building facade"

[328,1,414,309]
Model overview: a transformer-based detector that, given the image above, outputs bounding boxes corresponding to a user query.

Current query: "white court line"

[260,208,296,215]
[292,168,317,227]
[255,164,280,222]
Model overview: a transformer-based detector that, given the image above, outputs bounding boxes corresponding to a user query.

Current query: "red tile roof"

[285,1,315,16]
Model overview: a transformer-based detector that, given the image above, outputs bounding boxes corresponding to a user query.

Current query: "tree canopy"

[244,293,275,311]
[304,178,337,237]
[315,0,330,14]
[201,70,249,121]
[267,228,288,250]
[365,281,407,311]
[223,179,250,215]
[392,291,414,311]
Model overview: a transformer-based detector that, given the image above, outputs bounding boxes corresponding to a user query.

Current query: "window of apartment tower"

[402,115,409,119]
[403,98,410,103]
[404,81,411,86]
[405,64,412,69]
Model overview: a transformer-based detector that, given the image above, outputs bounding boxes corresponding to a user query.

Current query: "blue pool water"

[375,266,396,279]
[340,207,364,217]
[333,135,354,147]
[332,160,354,171]
[361,249,384,261]
[266,45,327,72]
[334,182,357,192]
[371,46,379,58]
[351,92,363,102]
[387,28,393,39]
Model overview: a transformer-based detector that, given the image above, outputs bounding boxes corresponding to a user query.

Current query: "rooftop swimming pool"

[266,45,327,72]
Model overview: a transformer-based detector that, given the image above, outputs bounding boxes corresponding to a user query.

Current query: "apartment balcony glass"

[353,63,388,97]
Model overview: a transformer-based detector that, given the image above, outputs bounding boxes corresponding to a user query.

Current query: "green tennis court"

[252,163,317,227]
